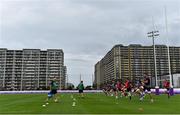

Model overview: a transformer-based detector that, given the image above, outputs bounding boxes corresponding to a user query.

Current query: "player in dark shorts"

[110,80,117,97]
[47,78,59,102]
[134,84,145,101]
[134,79,146,101]
[102,84,108,96]
[116,80,123,98]
[102,83,110,96]
[116,80,122,91]
[107,83,112,96]
[124,79,133,100]
[78,81,84,98]
[143,73,154,102]
[163,79,170,99]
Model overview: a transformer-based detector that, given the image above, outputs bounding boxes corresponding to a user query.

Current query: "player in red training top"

[115,80,122,98]
[163,79,170,99]
[124,79,133,100]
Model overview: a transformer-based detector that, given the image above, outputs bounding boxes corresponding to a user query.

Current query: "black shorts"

[79,90,83,93]
[117,88,122,91]
[166,88,170,91]
[127,88,132,92]
[113,88,117,91]
[50,89,57,94]
[144,86,151,92]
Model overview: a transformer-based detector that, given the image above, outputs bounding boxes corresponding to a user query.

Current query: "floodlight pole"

[148,30,159,95]
[165,6,174,95]
[66,74,68,89]
[80,74,81,82]
[92,74,94,87]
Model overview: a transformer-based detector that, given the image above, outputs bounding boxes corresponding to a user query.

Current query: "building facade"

[94,44,180,89]
[0,48,66,91]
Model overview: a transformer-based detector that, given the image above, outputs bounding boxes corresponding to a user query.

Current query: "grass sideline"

[0,93,180,114]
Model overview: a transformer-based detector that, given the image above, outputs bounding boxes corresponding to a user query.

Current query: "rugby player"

[78,81,85,98]
[124,79,133,100]
[46,77,59,103]
[163,79,170,99]
[143,73,154,103]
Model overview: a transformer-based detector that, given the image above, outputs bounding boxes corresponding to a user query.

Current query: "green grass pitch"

[0,93,180,114]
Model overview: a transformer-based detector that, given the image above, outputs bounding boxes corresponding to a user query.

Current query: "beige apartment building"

[0,48,66,91]
[94,44,180,89]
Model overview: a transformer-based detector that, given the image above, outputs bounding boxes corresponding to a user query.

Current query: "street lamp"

[147,30,159,95]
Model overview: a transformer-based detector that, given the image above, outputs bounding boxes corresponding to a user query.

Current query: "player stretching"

[143,73,154,103]
[116,80,123,98]
[102,84,108,96]
[163,79,170,99]
[46,78,59,103]
[124,79,133,100]
[135,85,145,101]
[102,83,111,96]
[110,80,117,97]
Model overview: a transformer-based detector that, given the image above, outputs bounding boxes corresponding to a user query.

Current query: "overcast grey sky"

[0,0,180,86]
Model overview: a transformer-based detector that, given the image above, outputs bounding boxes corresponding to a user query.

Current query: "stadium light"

[147,30,159,95]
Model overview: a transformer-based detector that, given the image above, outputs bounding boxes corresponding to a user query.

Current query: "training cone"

[138,108,144,112]
[72,102,76,107]
[42,104,46,107]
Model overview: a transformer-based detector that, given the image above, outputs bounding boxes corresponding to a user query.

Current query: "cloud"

[0,0,180,86]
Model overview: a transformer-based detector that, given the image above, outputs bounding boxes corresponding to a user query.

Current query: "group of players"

[46,78,85,103]
[102,73,170,102]
[45,73,171,103]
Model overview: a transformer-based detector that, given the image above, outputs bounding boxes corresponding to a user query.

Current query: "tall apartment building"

[0,48,66,91]
[94,44,180,89]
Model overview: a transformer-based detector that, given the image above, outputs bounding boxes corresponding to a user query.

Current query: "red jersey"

[125,81,130,88]
[116,82,121,89]
[163,81,170,88]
